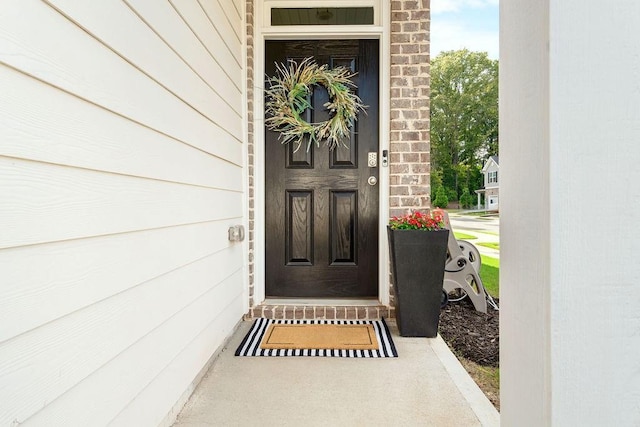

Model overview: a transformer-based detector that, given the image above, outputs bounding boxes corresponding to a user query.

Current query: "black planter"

[387,227,450,337]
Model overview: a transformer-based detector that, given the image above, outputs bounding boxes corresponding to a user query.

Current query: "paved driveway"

[448,213,500,260]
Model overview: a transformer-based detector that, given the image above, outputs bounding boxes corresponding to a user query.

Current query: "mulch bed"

[439,297,499,367]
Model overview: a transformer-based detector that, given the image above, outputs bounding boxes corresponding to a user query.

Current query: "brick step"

[248,304,394,321]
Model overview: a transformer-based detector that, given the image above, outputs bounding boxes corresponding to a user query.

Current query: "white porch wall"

[0,1,246,425]
[501,0,640,425]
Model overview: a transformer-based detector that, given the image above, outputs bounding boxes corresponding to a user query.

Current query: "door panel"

[265,40,379,298]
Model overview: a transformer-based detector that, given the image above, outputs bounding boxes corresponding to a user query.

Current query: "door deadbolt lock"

[368,176,378,186]
[367,152,378,168]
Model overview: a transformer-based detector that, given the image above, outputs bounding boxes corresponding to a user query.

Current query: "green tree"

[430,49,498,198]
[433,185,449,208]
[459,187,475,209]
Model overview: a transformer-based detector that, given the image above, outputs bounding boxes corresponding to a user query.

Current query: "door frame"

[252,0,391,305]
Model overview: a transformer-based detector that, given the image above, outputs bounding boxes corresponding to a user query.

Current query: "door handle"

[368,176,378,186]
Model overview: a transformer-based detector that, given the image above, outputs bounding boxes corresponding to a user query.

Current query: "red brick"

[390,142,410,152]
[401,44,420,54]
[367,307,381,319]
[400,197,421,206]
[283,307,295,319]
[410,185,430,195]
[412,77,429,86]
[412,120,429,130]
[401,110,419,120]
[390,77,408,87]
[411,163,429,173]
[390,164,409,174]
[403,0,419,10]
[391,99,411,108]
[390,186,409,196]
[391,11,410,21]
[401,132,420,141]
[403,22,419,32]
[391,55,410,65]
[402,153,420,162]
[402,87,420,97]
[410,10,428,19]
[401,175,419,185]
[411,142,429,151]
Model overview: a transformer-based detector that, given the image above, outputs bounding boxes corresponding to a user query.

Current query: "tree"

[433,185,449,208]
[459,187,475,209]
[430,49,498,198]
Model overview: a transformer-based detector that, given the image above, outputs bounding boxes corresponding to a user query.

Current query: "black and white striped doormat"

[235,318,398,358]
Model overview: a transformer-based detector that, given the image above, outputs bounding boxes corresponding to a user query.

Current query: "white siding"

[483,162,499,189]
[0,0,245,425]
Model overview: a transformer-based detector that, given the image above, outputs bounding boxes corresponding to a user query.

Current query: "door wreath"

[265,57,366,151]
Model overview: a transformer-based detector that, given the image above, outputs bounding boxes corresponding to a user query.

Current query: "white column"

[501,1,640,425]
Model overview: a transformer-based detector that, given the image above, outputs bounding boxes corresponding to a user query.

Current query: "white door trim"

[252,0,391,305]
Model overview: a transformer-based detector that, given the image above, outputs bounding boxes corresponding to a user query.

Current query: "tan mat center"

[261,324,379,350]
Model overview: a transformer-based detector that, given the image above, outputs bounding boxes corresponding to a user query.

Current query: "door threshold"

[264,298,382,306]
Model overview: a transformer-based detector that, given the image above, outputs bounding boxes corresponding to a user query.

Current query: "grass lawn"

[460,359,500,410]
[477,242,500,250]
[463,211,499,217]
[454,231,477,240]
[480,255,499,298]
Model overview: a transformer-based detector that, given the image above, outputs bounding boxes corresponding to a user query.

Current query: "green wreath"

[265,57,366,151]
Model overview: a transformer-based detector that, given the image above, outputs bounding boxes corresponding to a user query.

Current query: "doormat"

[235,318,398,357]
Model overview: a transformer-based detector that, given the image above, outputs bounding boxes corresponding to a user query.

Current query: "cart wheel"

[458,240,482,272]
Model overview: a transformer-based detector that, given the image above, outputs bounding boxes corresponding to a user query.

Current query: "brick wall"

[389,0,431,218]
[244,0,430,319]
[246,0,255,307]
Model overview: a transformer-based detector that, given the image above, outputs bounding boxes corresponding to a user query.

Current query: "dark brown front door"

[265,39,379,298]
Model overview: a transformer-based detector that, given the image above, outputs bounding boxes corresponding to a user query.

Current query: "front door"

[265,39,379,298]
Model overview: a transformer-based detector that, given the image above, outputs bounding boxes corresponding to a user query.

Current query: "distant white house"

[476,156,499,210]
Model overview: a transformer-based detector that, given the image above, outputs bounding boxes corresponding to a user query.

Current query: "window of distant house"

[488,171,498,184]
[271,8,375,25]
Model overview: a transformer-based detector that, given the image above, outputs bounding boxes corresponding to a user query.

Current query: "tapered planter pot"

[387,227,450,337]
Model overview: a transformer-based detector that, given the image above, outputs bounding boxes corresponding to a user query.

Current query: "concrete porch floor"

[173,320,500,426]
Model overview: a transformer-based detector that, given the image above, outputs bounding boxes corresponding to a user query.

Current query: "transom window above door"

[263,0,381,28]
[271,7,374,26]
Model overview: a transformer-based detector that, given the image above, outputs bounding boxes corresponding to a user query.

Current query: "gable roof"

[482,156,499,172]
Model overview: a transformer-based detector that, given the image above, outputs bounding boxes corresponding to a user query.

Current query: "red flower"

[388,209,447,231]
